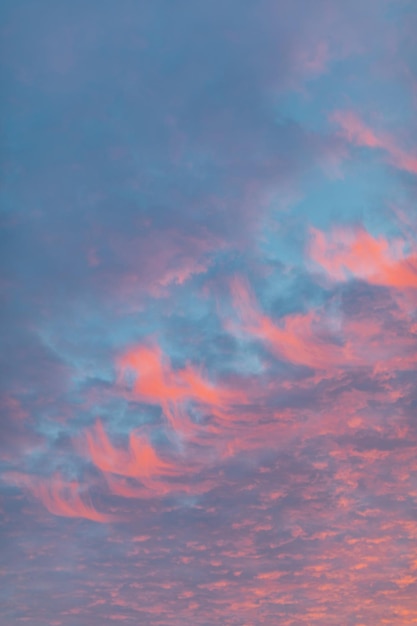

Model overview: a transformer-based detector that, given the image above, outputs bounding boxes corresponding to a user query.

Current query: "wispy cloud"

[309,225,417,288]
[332,110,417,174]
[1,0,416,623]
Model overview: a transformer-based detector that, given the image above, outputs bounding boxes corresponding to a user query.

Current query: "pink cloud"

[83,420,217,500]
[86,419,181,480]
[229,276,353,370]
[309,226,417,288]
[228,275,416,375]
[332,110,417,174]
[117,343,246,435]
[0,395,29,421]
[3,471,115,523]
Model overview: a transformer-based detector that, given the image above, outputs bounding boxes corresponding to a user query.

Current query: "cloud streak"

[1,0,416,623]
[4,472,115,523]
[309,226,417,289]
[332,110,417,174]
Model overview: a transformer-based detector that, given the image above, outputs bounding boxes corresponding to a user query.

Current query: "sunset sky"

[1,1,417,624]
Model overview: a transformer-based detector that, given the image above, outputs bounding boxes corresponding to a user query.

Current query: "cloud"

[332,110,417,174]
[1,0,417,623]
[3,471,115,523]
[84,420,217,500]
[117,343,245,434]
[86,419,179,479]
[309,225,417,288]
[228,274,417,378]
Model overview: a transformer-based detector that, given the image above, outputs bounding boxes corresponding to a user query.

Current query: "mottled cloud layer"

[1,1,417,624]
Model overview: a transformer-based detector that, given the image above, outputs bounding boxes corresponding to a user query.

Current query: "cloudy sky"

[1,1,417,624]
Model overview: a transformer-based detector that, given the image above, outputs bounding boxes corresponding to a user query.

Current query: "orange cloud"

[118,343,243,433]
[309,226,417,289]
[84,421,217,500]
[229,274,417,376]
[153,256,211,294]
[103,474,150,499]
[4,471,114,523]
[332,110,417,174]
[86,419,181,480]
[230,277,351,370]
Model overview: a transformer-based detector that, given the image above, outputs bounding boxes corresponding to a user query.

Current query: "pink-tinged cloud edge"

[5,260,417,523]
[5,250,417,522]
[117,343,248,436]
[331,109,417,174]
[3,471,116,523]
[84,419,205,498]
[228,269,417,380]
[308,225,417,289]
[81,418,226,501]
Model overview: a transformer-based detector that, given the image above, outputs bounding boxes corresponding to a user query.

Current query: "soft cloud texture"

[1,1,417,624]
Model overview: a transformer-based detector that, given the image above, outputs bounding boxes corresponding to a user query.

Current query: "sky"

[1,1,417,624]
